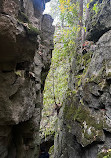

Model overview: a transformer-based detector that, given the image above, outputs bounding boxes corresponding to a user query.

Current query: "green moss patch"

[18,11,29,23]
[27,24,40,36]
[63,90,104,146]
[74,51,93,89]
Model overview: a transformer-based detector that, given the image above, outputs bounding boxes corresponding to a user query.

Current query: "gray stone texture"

[0,0,54,157]
[54,0,111,158]
[86,0,111,42]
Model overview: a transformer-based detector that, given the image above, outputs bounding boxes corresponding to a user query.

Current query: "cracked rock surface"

[0,0,54,157]
[54,1,111,158]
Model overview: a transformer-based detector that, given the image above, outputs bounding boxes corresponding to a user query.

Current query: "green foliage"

[40,31,71,138]
[49,145,54,155]
[41,1,78,138]
[93,3,99,14]
[41,7,79,134]
[97,149,111,158]
[40,0,100,142]
[41,0,83,139]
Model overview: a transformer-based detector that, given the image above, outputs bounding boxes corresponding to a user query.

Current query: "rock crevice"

[0,0,54,157]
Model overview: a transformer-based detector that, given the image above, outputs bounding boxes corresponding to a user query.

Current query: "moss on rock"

[74,51,93,89]
[18,11,29,23]
[27,24,40,36]
[63,89,105,146]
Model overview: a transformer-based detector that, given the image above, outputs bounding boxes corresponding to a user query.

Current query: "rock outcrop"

[0,0,54,158]
[86,0,111,42]
[54,0,111,158]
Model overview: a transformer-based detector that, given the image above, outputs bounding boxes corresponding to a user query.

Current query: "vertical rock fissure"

[0,0,54,157]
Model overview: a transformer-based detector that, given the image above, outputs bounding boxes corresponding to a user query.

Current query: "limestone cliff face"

[54,0,111,158]
[0,0,54,158]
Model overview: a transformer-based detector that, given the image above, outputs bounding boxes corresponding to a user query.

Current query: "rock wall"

[0,0,54,158]
[54,0,111,158]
